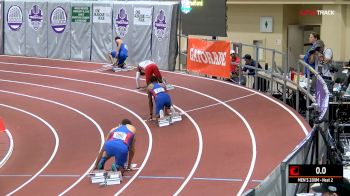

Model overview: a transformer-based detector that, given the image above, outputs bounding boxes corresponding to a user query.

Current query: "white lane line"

[0,104,59,196]
[0,71,202,196]
[171,85,256,196]
[163,71,310,195]
[0,65,248,195]
[165,70,310,136]
[0,59,310,194]
[0,129,14,168]
[0,91,103,196]
[0,174,264,183]
[171,106,203,196]
[0,61,133,79]
[0,174,80,177]
[0,79,153,195]
[92,66,111,72]
[185,93,256,113]
[0,55,105,65]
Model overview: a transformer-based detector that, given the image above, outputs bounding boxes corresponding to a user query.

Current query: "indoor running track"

[0,56,311,196]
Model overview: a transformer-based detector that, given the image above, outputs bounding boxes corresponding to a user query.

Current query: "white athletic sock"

[159,110,164,118]
[170,106,176,114]
[136,71,141,88]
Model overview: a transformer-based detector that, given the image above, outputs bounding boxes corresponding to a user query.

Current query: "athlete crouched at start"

[108,36,128,72]
[136,60,163,89]
[94,119,136,174]
[146,76,175,120]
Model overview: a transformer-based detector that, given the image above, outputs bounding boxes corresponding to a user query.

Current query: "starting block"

[171,112,182,122]
[157,113,182,127]
[90,170,123,186]
[89,170,106,184]
[165,84,175,90]
[162,78,175,91]
[112,65,135,72]
[158,116,171,127]
[101,171,122,186]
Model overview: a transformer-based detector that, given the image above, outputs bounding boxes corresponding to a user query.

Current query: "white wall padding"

[91,2,113,63]
[25,1,48,57]
[47,1,70,60]
[151,2,178,70]
[70,1,92,61]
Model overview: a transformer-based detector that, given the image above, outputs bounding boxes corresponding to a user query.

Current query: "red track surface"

[0,56,311,195]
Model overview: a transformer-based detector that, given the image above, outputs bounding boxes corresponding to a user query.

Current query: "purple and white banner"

[316,77,329,120]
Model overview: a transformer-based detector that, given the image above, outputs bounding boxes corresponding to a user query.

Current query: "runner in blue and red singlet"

[146,76,172,120]
[94,119,136,173]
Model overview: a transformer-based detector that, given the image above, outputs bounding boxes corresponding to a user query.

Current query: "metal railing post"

[283,54,288,103]
[238,43,243,86]
[280,162,287,196]
[306,69,311,123]
[296,60,300,112]
[178,1,182,71]
[255,46,259,90]
[270,50,275,95]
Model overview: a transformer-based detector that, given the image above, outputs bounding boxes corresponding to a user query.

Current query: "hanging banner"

[71,6,90,23]
[47,2,70,59]
[316,77,329,120]
[133,7,152,26]
[187,37,231,78]
[93,6,111,23]
[4,2,25,55]
[25,2,48,57]
[70,2,92,61]
[91,2,112,62]
[0,0,3,54]
[151,3,178,71]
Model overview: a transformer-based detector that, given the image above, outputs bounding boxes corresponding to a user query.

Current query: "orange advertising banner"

[187,37,231,78]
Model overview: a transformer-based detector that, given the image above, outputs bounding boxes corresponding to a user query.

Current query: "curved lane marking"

[0,61,308,194]
[0,128,14,169]
[0,91,103,196]
[0,104,59,196]
[0,79,153,195]
[0,73,201,196]
[0,66,251,195]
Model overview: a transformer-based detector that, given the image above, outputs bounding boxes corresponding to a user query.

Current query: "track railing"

[178,35,331,196]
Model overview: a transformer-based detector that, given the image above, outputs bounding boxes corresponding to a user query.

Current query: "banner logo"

[115,8,129,37]
[154,10,167,41]
[50,6,67,33]
[187,37,231,78]
[28,5,44,31]
[7,5,23,31]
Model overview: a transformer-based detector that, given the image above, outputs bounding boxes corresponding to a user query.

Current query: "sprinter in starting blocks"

[157,107,183,127]
[146,76,181,127]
